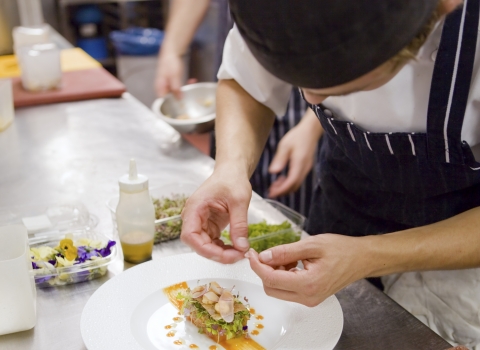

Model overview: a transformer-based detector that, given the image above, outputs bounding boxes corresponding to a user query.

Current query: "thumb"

[269,144,291,174]
[258,240,309,266]
[228,199,250,252]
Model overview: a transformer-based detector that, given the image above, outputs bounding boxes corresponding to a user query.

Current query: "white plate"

[81,253,343,350]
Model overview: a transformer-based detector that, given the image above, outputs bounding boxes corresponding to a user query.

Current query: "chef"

[180,0,480,347]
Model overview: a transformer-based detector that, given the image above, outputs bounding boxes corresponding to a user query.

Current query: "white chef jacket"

[218,21,480,348]
[218,21,480,160]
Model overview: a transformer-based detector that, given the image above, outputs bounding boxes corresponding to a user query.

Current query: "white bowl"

[151,82,216,134]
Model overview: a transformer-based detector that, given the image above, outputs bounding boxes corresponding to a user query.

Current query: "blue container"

[77,37,108,60]
[110,27,164,56]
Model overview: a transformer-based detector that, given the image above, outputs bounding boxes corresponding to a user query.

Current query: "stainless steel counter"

[0,95,451,350]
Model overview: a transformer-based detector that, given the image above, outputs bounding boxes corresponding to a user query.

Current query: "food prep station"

[0,94,452,349]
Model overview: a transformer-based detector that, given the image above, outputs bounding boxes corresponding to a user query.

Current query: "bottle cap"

[118,159,149,193]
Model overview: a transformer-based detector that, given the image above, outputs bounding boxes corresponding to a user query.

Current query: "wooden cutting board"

[13,67,126,108]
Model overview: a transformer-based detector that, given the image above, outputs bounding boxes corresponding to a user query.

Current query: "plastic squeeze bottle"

[116,159,155,264]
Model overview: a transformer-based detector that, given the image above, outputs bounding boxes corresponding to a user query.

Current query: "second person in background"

[155,0,323,217]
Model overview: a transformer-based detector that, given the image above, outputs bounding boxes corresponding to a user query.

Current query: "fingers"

[256,239,315,267]
[267,175,286,198]
[246,248,304,292]
[181,199,243,264]
[268,143,290,174]
[170,76,183,100]
[155,77,168,97]
[228,196,251,252]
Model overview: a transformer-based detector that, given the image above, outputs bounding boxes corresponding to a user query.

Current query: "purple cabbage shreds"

[94,240,116,257]
[32,261,38,269]
[243,325,248,330]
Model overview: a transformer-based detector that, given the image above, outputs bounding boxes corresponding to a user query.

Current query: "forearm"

[160,0,210,56]
[215,79,276,177]
[363,206,480,276]
[297,108,324,140]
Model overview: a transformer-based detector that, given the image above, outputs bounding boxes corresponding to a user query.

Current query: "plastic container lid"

[118,159,149,193]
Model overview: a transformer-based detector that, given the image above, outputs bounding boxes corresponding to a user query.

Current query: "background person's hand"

[245,234,367,306]
[268,108,323,198]
[155,53,184,99]
[181,169,253,264]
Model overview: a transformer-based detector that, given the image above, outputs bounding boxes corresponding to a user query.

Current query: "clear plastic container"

[0,202,116,288]
[107,182,199,244]
[29,229,116,288]
[222,199,306,253]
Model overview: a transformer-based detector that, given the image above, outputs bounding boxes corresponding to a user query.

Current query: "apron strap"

[426,0,480,164]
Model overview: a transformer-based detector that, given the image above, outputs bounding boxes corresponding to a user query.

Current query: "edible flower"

[56,256,76,267]
[58,238,78,261]
[77,246,99,263]
[77,238,103,249]
[95,240,116,257]
[30,246,58,261]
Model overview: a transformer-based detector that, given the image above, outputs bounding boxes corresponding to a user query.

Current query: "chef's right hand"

[181,168,252,264]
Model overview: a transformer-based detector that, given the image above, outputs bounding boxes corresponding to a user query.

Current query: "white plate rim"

[81,253,344,350]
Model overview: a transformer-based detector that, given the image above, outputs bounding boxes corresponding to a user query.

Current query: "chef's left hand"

[245,234,367,306]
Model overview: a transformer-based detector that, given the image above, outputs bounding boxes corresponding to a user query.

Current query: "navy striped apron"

[251,88,315,217]
[305,0,480,237]
[212,0,316,217]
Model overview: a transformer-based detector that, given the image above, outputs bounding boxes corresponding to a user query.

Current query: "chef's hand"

[181,169,252,264]
[268,109,323,198]
[155,53,185,99]
[245,234,366,306]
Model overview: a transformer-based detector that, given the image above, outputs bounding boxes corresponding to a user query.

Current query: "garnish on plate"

[163,281,265,349]
[178,281,251,341]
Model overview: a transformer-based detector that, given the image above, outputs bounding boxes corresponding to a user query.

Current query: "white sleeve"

[217,25,292,117]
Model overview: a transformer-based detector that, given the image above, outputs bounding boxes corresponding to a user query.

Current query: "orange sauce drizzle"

[209,346,218,350]
[217,337,265,349]
[189,345,199,349]
[256,324,264,329]
[163,282,189,310]
[166,331,176,337]
[165,325,172,329]
[255,315,264,320]
[248,308,256,314]
[173,340,183,345]
[173,317,183,322]
[251,330,260,336]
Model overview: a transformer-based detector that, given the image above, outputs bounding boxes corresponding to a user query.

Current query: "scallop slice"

[209,281,224,296]
[191,284,208,298]
[202,291,220,304]
[202,304,223,320]
[215,290,234,322]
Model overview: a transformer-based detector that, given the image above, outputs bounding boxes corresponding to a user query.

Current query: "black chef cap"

[229,0,438,88]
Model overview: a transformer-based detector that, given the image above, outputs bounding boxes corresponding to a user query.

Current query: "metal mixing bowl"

[151,82,216,134]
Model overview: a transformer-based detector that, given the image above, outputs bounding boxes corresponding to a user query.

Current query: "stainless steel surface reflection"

[0,95,451,350]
